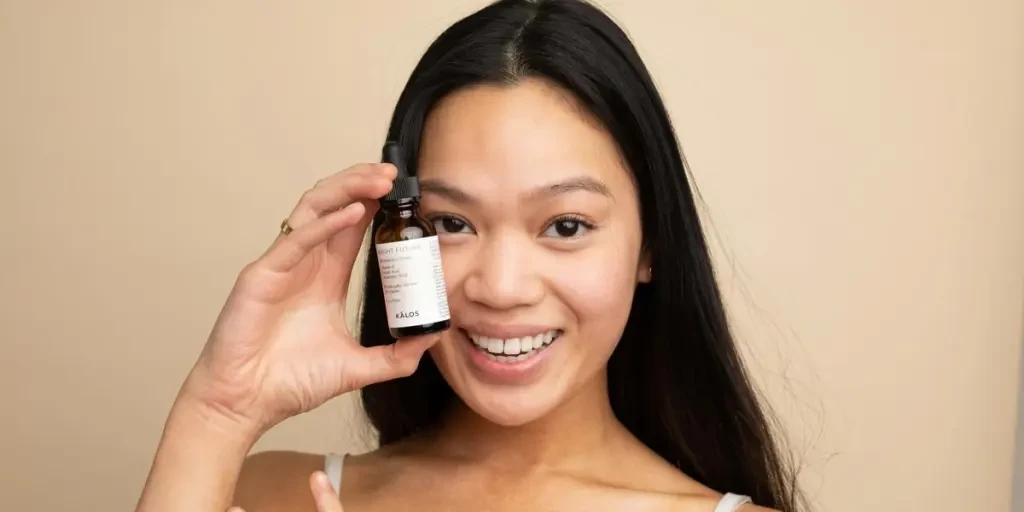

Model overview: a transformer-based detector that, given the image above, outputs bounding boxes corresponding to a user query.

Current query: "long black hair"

[358,0,802,509]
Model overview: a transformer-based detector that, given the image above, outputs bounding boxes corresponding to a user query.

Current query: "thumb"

[347,333,442,387]
[310,471,345,512]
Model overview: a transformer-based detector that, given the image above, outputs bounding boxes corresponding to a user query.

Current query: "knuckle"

[314,177,330,189]
[403,359,421,376]
[239,261,259,278]
[337,164,369,181]
[398,353,421,376]
[384,344,401,367]
[299,189,318,206]
[385,345,419,376]
[236,261,262,286]
[352,162,378,173]
[278,237,302,257]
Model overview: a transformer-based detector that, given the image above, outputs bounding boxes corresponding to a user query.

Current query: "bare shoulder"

[233,448,400,511]
[609,446,780,511]
[737,504,778,512]
[602,445,779,511]
[655,488,781,512]
[233,450,323,512]
[661,493,779,512]
[675,489,780,512]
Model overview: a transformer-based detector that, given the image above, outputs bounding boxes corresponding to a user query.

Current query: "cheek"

[554,246,637,332]
[437,243,471,295]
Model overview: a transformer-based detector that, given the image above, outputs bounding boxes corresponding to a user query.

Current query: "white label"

[375,236,450,329]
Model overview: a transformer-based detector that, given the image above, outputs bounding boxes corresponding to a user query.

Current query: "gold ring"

[279,218,293,236]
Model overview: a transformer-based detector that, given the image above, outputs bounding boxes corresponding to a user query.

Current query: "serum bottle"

[374,141,451,338]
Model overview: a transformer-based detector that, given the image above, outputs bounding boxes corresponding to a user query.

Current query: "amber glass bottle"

[374,141,451,338]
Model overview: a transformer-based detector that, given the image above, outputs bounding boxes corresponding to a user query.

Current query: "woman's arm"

[135,396,260,512]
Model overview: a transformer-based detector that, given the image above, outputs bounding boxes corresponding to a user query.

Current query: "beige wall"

[1,1,1021,510]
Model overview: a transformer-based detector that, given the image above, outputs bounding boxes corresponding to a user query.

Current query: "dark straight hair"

[358,0,802,509]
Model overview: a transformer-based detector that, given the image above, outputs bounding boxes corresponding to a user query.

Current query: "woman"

[136,0,802,510]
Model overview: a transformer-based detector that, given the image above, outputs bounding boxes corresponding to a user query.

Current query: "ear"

[636,249,652,284]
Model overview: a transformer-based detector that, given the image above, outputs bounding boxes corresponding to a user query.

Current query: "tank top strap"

[714,493,752,512]
[324,453,346,496]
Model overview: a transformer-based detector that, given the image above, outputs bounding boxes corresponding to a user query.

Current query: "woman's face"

[418,78,649,426]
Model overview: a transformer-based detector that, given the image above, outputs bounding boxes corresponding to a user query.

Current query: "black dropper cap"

[381,141,420,202]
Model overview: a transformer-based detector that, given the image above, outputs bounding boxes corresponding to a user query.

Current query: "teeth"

[487,338,503,354]
[520,337,533,352]
[503,338,521,355]
[469,330,560,357]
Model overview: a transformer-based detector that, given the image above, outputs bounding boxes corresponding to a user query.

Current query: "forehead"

[417,78,633,196]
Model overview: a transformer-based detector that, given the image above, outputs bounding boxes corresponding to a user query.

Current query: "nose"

[462,230,545,311]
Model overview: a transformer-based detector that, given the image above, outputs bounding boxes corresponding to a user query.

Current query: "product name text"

[378,245,416,256]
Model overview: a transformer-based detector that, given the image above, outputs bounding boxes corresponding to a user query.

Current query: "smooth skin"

[135,78,772,512]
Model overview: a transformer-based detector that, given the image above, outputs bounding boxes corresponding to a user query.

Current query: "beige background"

[1,0,1022,510]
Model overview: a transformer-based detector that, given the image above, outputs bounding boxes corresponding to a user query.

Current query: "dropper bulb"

[382,141,408,178]
[380,140,419,201]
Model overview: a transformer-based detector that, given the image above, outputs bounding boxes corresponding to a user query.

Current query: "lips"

[454,327,562,383]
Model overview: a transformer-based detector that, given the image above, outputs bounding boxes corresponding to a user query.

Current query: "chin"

[428,326,573,426]
[460,385,562,426]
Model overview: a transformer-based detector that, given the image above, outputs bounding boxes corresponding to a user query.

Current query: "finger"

[262,202,366,272]
[227,508,246,512]
[310,471,345,512]
[348,333,443,386]
[286,164,395,230]
[317,162,396,189]
[325,198,380,285]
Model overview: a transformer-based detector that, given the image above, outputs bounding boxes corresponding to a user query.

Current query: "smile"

[465,330,562,363]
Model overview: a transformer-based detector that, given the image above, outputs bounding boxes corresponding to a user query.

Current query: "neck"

[425,370,628,471]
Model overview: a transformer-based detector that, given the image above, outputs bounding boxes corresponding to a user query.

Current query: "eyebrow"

[419,176,613,205]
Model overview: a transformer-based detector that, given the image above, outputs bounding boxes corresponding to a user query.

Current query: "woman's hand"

[136,162,441,512]
[178,162,441,438]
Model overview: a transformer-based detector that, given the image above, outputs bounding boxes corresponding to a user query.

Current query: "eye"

[542,215,594,239]
[431,214,474,235]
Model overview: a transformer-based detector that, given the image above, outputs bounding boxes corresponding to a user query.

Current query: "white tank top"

[324,453,753,511]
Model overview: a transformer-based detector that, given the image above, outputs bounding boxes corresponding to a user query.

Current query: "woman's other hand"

[228,471,345,512]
